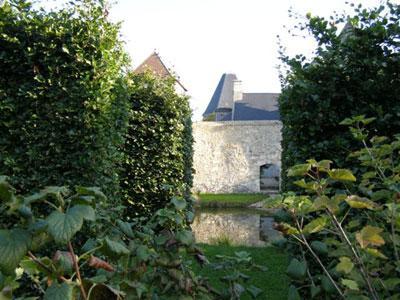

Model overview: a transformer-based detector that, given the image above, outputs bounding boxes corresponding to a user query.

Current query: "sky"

[39,0,390,120]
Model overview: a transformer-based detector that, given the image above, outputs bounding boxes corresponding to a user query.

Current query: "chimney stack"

[233,80,243,102]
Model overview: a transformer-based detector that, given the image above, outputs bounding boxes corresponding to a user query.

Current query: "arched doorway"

[260,164,280,191]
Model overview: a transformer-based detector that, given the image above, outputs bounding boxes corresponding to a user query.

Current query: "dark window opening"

[260,164,279,191]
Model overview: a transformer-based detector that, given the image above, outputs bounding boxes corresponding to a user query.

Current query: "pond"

[191,208,282,247]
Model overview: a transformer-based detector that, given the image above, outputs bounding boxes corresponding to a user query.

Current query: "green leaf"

[287,164,311,177]
[70,205,95,221]
[328,169,356,182]
[288,285,301,300]
[286,258,307,280]
[136,245,151,261]
[356,226,385,248]
[176,230,194,245]
[310,285,321,298]
[171,197,186,210]
[311,241,328,255]
[321,275,336,294]
[41,186,69,205]
[303,216,328,234]
[0,229,31,275]
[104,238,129,255]
[247,285,263,298]
[364,248,387,259]
[43,282,73,300]
[341,279,359,290]
[336,257,354,274]
[46,207,84,244]
[345,195,378,210]
[294,179,317,191]
[0,176,15,202]
[383,278,400,290]
[117,220,134,238]
[75,187,106,201]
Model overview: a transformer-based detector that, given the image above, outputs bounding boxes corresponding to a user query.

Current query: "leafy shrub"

[120,72,193,217]
[279,1,400,191]
[0,0,129,198]
[270,116,400,299]
[0,177,262,300]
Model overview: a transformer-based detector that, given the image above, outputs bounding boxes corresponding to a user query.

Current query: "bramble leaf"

[288,164,311,177]
[46,207,85,244]
[43,282,73,300]
[356,226,385,248]
[104,238,129,255]
[303,216,328,234]
[336,257,354,274]
[345,195,378,210]
[286,258,307,280]
[0,229,31,275]
[328,169,356,182]
[341,279,359,290]
[176,230,194,245]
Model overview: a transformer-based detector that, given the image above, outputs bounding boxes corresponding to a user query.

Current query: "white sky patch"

[36,0,393,120]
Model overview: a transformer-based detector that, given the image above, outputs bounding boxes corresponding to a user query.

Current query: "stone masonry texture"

[192,121,282,193]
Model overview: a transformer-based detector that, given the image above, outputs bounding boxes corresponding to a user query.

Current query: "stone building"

[193,73,282,193]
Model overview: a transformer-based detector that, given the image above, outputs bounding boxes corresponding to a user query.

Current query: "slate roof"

[203,73,237,117]
[234,93,280,120]
[203,73,280,121]
[134,52,187,92]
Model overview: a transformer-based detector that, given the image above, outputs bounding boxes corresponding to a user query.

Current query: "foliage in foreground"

[270,116,400,299]
[279,1,400,191]
[0,177,264,300]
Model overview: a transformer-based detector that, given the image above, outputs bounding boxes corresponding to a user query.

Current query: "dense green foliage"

[120,73,193,217]
[269,116,400,299]
[0,0,130,198]
[0,0,194,218]
[0,177,265,299]
[279,2,400,191]
[193,244,288,300]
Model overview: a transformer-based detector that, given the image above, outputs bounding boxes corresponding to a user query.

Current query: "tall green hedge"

[0,0,129,198]
[120,72,193,217]
[279,2,400,191]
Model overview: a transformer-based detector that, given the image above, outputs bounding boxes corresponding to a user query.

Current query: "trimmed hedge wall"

[120,73,193,217]
[0,1,194,216]
[279,3,400,191]
[0,1,129,198]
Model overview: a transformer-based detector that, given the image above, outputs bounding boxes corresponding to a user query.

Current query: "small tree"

[279,1,400,191]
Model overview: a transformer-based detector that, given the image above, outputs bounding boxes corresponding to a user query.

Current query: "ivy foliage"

[279,1,400,191]
[0,0,130,198]
[120,72,193,217]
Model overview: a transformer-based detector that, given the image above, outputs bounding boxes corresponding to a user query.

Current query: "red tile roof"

[133,52,187,92]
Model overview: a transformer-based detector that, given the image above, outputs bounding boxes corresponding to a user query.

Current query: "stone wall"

[192,120,282,193]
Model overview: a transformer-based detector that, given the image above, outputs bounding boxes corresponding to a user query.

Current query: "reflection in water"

[191,208,282,246]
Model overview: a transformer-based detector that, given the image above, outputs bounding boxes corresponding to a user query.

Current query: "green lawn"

[192,244,289,299]
[197,193,267,208]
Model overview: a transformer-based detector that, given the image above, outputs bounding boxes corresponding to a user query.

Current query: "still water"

[191,208,282,247]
